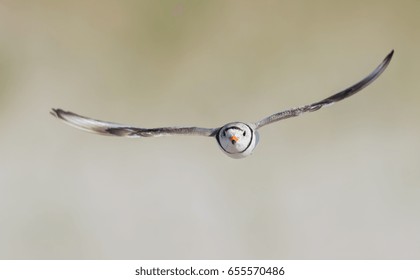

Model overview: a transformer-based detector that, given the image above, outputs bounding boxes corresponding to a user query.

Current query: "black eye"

[223,130,226,137]
[243,131,246,136]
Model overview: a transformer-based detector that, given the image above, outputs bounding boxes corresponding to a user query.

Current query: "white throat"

[217,122,259,159]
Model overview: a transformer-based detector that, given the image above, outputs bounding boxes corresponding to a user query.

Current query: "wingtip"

[378,50,394,70]
[50,108,58,117]
[50,108,60,118]
[50,108,65,119]
[387,49,394,60]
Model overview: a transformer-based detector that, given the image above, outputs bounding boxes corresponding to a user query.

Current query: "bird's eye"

[243,131,246,136]
[223,130,226,137]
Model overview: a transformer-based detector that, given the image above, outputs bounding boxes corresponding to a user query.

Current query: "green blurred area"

[0,1,419,259]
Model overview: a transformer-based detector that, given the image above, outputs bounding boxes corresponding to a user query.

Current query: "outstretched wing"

[255,50,394,129]
[51,109,218,137]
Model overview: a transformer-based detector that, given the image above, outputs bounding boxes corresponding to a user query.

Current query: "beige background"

[1,0,419,259]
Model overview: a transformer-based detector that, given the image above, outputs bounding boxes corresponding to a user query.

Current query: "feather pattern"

[254,50,394,129]
[50,109,218,138]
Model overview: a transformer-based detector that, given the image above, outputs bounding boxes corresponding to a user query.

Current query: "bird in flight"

[51,50,394,159]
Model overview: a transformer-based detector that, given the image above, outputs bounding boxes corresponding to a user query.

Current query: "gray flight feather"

[50,109,218,137]
[254,50,394,129]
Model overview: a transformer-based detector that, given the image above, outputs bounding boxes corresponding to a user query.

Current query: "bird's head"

[217,122,259,159]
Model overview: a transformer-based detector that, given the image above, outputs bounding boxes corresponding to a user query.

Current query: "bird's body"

[216,122,259,159]
[51,50,394,159]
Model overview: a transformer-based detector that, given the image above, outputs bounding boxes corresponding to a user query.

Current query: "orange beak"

[230,136,239,143]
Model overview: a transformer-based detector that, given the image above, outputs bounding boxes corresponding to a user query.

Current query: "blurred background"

[1,0,419,259]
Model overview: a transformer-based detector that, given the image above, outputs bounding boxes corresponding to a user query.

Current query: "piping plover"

[51,50,393,159]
